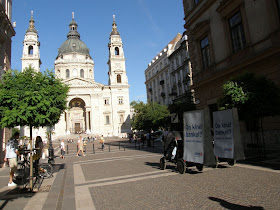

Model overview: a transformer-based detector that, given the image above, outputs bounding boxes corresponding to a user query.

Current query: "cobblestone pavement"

[0,139,279,209]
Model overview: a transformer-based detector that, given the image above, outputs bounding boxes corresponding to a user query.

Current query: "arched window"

[28,46,33,55]
[115,47,119,55]
[80,69,84,78]
[106,116,110,124]
[66,69,70,78]
[117,74,121,83]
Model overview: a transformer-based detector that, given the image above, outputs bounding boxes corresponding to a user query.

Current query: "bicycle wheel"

[38,163,53,178]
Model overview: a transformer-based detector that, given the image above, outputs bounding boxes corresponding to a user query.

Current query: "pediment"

[64,78,103,88]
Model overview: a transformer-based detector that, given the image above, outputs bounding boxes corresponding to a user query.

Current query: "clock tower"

[21,11,41,72]
[108,15,128,86]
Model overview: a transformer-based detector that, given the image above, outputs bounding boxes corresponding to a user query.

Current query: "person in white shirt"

[60,139,65,159]
[4,132,20,187]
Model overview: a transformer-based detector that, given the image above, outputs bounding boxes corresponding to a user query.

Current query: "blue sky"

[11,0,185,103]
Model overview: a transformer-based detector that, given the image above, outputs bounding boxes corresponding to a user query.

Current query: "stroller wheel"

[227,159,235,166]
[196,164,203,171]
[177,159,186,174]
[160,157,166,170]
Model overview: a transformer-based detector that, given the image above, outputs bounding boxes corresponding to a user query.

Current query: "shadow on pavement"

[0,188,35,209]
[208,196,264,209]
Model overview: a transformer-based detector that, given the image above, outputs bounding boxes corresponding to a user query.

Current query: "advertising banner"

[183,110,204,164]
[213,109,234,159]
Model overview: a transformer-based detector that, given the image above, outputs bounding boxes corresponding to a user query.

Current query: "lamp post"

[48,126,55,164]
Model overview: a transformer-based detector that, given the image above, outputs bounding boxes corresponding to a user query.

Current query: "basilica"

[21,12,131,138]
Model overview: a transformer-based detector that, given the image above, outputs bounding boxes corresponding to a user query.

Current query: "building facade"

[54,15,131,137]
[0,0,15,167]
[183,0,280,146]
[145,33,193,105]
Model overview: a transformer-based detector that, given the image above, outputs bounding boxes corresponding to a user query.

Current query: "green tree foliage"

[0,67,69,128]
[218,72,280,120]
[131,100,170,132]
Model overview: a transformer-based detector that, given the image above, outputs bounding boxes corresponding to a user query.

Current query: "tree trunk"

[29,125,33,190]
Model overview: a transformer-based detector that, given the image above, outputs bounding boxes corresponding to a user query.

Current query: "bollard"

[77,145,78,152]
[67,145,68,154]
[139,140,141,150]
[124,146,125,151]
[84,145,86,153]
[93,144,95,154]
[135,139,136,148]
[153,139,154,148]
[109,144,111,152]
[119,142,120,150]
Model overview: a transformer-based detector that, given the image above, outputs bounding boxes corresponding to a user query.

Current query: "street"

[0,139,279,209]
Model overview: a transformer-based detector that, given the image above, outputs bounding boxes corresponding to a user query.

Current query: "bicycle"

[16,149,53,190]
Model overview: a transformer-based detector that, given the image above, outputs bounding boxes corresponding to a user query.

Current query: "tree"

[218,72,280,120]
[0,67,69,189]
[131,100,170,132]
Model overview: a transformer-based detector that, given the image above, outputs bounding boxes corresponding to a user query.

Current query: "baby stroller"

[159,131,185,173]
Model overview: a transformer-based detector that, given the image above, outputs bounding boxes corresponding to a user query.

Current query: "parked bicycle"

[16,149,53,190]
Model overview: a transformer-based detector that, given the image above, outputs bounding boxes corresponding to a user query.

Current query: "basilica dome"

[58,38,89,55]
[57,17,90,56]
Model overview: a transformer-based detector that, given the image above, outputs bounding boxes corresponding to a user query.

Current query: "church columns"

[85,107,91,133]
[66,111,70,134]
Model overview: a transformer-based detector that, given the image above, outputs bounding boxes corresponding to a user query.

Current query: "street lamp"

[48,126,55,164]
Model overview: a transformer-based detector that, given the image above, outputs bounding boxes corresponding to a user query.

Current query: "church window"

[66,69,70,78]
[117,74,122,83]
[28,46,33,55]
[106,115,110,124]
[104,99,110,105]
[118,98,123,104]
[80,69,84,78]
[115,47,119,55]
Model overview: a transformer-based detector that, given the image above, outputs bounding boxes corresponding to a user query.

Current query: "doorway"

[75,123,80,134]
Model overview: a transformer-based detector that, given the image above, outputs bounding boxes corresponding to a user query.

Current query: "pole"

[29,125,33,191]
[48,126,54,164]
[109,144,110,152]
[119,142,120,150]
[93,144,95,154]
[67,145,68,154]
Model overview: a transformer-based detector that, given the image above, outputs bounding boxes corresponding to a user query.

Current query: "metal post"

[84,145,86,153]
[93,144,95,154]
[124,146,125,151]
[153,139,154,148]
[77,145,78,152]
[139,140,141,150]
[67,145,68,154]
[135,139,136,148]
[48,126,55,164]
[119,142,120,150]
[109,144,110,152]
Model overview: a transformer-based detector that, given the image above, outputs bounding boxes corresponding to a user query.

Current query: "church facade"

[22,13,131,138]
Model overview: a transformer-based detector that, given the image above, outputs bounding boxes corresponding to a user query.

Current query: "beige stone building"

[183,0,280,148]
[145,33,193,105]
[0,0,15,167]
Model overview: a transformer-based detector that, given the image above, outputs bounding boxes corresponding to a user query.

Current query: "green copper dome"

[58,17,90,56]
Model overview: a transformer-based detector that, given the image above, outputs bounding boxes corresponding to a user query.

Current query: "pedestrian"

[4,132,20,187]
[60,139,65,159]
[76,136,85,157]
[100,135,105,150]
[34,136,43,175]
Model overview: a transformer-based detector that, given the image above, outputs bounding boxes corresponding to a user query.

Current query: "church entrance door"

[75,123,80,133]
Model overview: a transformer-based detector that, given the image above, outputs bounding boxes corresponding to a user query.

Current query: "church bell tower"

[108,15,128,86]
[21,11,41,72]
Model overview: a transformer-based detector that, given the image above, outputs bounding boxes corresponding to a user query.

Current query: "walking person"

[34,136,43,175]
[76,136,85,157]
[60,139,65,159]
[4,132,20,187]
[100,135,105,151]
